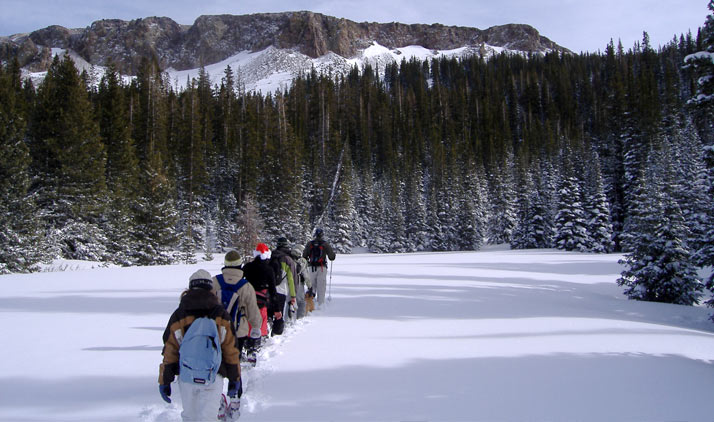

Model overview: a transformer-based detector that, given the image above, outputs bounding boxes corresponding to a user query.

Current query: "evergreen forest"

[1,4,714,310]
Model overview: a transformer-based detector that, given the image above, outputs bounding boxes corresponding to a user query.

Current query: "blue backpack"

[216,274,249,329]
[178,317,222,385]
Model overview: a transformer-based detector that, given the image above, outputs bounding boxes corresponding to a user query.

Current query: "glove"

[228,379,242,398]
[250,327,262,339]
[159,384,171,403]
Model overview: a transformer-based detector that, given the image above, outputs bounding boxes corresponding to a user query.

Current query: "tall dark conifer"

[30,53,108,260]
[0,59,44,272]
[97,62,140,264]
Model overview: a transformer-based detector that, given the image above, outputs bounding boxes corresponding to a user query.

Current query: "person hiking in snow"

[290,243,312,318]
[158,269,241,421]
[240,243,277,363]
[212,250,263,355]
[269,237,297,334]
[302,228,336,308]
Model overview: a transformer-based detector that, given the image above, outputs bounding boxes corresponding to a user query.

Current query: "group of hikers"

[158,228,336,421]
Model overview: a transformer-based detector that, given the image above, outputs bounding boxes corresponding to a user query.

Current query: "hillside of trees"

[1,5,713,308]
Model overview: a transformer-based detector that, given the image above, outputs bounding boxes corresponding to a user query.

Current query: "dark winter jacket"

[241,257,278,308]
[302,238,336,268]
[158,288,240,385]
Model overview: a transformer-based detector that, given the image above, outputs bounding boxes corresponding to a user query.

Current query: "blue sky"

[0,0,708,53]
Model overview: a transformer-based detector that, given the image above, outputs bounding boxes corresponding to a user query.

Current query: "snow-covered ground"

[1,247,713,421]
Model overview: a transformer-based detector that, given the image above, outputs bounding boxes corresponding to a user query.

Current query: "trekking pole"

[328,263,333,302]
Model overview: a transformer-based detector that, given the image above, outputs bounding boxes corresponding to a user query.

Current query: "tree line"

[1,5,713,310]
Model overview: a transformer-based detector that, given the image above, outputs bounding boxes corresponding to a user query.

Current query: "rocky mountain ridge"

[1,11,568,76]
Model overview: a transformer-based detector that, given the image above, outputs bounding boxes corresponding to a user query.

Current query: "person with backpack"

[290,243,311,318]
[269,237,297,333]
[302,228,336,308]
[158,269,241,421]
[212,250,263,355]
[240,243,277,364]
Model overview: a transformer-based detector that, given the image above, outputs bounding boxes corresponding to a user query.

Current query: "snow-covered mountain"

[0,11,569,93]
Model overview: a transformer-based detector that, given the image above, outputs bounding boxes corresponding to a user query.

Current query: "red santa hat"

[253,243,272,260]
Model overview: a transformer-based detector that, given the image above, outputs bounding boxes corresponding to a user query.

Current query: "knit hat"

[276,237,289,248]
[189,269,213,290]
[291,244,304,259]
[253,243,272,260]
[224,250,242,267]
[314,227,324,239]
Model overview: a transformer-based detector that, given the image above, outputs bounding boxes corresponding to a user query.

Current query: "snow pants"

[295,281,306,319]
[178,374,224,421]
[307,266,328,306]
[254,289,269,336]
[271,293,287,335]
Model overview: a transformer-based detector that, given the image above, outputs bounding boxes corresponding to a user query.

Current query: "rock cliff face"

[0,11,568,75]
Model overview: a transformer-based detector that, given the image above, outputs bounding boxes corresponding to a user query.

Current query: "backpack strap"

[220,277,249,325]
[216,274,227,289]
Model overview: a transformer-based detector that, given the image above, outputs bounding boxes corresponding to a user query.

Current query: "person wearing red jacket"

[240,243,277,365]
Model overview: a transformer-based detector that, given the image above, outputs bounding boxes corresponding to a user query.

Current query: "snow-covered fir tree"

[512,167,554,250]
[98,65,144,265]
[0,60,46,272]
[553,150,591,252]
[618,157,703,305]
[331,166,358,253]
[666,115,710,254]
[233,194,265,258]
[685,1,714,109]
[486,153,517,245]
[583,150,615,253]
[698,144,714,310]
[403,168,431,251]
[31,54,109,261]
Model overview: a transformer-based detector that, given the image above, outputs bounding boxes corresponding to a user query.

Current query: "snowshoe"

[245,351,257,367]
[227,397,241,421]
[217,393,229,421]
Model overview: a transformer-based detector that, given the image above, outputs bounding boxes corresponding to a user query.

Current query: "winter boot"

[305,290,315,313]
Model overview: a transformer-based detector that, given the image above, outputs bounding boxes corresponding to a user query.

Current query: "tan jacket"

[213,267,263,338]
[159,288,240,385]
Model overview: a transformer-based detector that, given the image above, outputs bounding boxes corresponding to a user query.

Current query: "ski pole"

[328,262,333,302]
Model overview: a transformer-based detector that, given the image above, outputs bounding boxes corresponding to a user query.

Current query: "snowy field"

[1,247,713,421]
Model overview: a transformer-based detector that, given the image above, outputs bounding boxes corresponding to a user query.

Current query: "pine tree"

[403,168,431,252]
[97,62,140,265]
[128,58,179,265]
[0,59,45,272]
[486,153,517,245]
[233,193,265,257]
[332,165,358,253]
[617,164,702,305]
[698,145,714,309]
[553,148,591,252]
[457,165,487,250]
[512,166,553,250]
[583,150,615,253]
[684,1,714,144]
[30,53,109,260]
